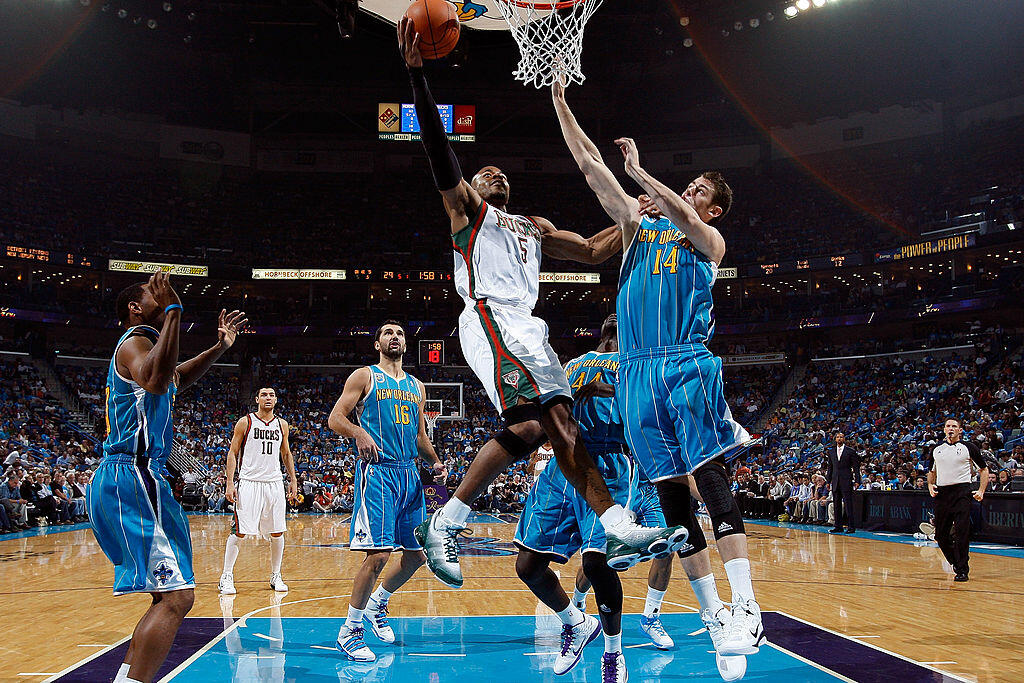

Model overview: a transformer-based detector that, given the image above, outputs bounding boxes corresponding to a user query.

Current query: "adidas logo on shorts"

[717,522,733,533]
[502,370,521,387]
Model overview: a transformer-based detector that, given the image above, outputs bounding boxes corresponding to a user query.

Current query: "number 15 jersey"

[356,366,421,465]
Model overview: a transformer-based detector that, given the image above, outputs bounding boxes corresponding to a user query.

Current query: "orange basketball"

[404,0,461,60]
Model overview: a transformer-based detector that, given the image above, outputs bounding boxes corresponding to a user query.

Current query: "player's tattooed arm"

[280,420,299,501]
[534,216,622,264]
[551,79,640,245]
[327,367,380,462]
[414,379,447,483]
[616,137,727,265]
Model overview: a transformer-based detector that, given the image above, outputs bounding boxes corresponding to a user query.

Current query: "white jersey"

[453,202,542,310]
[239,413,284,482]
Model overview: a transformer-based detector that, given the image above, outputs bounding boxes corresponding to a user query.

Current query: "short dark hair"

[256,387,277,397]
[701,171,733,221]
[944,417,963,427]
[375,319,404,343]
[115,282,147,325]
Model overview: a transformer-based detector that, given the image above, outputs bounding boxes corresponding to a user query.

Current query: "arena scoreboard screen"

[378,103,476,142]
[419,340,445,366]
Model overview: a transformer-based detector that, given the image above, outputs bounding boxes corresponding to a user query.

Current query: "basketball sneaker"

[337,624,376,662]
[601,651,627,683]
[701,607,747,682]
[414,512,472,589]
[639,614,674,650]
[269,573,288,592]
[720,599,765,656]
[365,599,396,644]
[218,572,236,595]
[553,614,602,675]
[604,516,689,571]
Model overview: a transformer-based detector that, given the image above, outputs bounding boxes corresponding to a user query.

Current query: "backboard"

[362,1,512,31]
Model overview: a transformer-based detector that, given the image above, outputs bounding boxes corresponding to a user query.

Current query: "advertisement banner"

[853,491,1024,545]
[721,353,785,366]
[539,272,601,284]
[717,267,738,279]
[874,234,976,262]
[423,484,450,514]
[108,260,208,277]
[252,269,347,280]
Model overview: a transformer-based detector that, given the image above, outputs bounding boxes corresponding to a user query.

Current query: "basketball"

[403,0,461,60]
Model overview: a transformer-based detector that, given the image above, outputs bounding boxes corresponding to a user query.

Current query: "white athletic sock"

[223,535,241,574]
[113,662,130,682]
[555,603,584,626]
[345,605,364,629]
[723,558,755,604]
[572,586,589,610]
[440,498,471,527]
[270,535,285,574]
[370,584,394,606]
[599,504,627,529]
[689,573,725,614]
[125,678,143,683]
[643,586,666,618]
[604,631,622,654]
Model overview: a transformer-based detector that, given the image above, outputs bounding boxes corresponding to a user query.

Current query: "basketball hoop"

[494,0,604,89]
[425,410,441,440]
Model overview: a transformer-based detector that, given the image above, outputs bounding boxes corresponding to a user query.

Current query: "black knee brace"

[501,401,542,426]
[495,404,546,460]
[693,460,745,540]
[655,479,708,558]
[581,551,622,616]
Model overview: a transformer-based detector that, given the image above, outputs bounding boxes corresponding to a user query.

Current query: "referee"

[927,417,988,582]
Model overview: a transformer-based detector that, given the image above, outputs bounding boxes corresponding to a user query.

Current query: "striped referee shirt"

[927,440,986,487]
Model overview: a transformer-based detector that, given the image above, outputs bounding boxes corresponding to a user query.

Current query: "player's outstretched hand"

[638,194,662,219]
[398,16,423,68]
[573,379,615,401]
[217,309,248,350]
[431,461,448,483]
[615,137,641,172]
[150,271,181,311]
[356,429,380,463]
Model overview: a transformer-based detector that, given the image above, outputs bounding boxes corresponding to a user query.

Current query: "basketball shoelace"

[442,527,473,564]
[559,623,576,656]
[645,616,669,641]
[343,626,368,652]
[601,652,621,682]
[372,601,389,629]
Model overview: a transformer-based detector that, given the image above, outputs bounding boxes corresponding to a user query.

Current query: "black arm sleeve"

[409,67,463,192]
[966,442,987,469]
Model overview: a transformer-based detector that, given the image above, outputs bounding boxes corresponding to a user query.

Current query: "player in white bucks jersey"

[399,18,685,592]
[328,321,447,663]
[218,387,298,594]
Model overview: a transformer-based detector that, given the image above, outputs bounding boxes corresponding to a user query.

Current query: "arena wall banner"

[853,491,1024,545]
[108,260,209,277]
[423,484,450,514]
[252,269,347,280]
[717,267,738,279]
[538,272,601,284]
[721,353,785,366]
[874,234,976,263]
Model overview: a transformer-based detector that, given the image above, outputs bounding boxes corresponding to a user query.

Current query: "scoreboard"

[419,340,445,366]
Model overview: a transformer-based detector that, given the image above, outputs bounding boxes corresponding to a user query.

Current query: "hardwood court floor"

[1,514,1021,682]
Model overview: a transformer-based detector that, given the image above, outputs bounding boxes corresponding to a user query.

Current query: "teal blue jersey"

[356,366,421,464]
[564,350,624,451]
[102,325,177,464]
[617,216,717,355]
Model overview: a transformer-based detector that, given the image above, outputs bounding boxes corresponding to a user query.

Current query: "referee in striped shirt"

[927,417,988,582]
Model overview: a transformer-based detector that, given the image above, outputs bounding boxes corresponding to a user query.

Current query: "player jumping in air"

[553,80,760,680]
[218,386,298,595]
[88,272,246,683]
[397,18,688,590]
[327,320,448,662]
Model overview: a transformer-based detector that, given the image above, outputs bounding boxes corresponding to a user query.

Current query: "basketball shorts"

[514,448,637,562]
[88,454,195,595]
[459,299,573,414]
[350,460,425,551]
[635,480,667,527]
[618,344,750,482]
[233,479,287,538]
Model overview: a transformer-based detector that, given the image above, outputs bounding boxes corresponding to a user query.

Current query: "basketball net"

[425,410,441,441]
[495,0,604,89]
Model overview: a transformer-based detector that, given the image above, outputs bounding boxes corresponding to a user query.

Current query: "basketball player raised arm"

[415,379,448,483]
[175,308,248,391]
[615,137,727,265]
[116,272,182,393]
[399,19,621,265]
[327,367,380,463]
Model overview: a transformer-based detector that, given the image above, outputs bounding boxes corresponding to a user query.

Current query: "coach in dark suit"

[825,432,861,533]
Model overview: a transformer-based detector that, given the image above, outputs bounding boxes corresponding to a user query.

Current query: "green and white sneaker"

[414,511,471,589]
[605,517,690,571]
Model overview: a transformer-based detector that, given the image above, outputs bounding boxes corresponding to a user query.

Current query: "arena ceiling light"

[784,6,799,18]
[795,0,811,10]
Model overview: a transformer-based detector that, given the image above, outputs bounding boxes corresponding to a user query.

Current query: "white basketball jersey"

[239,414,284,482]
[453,202,542,310]
[534,444,554,481]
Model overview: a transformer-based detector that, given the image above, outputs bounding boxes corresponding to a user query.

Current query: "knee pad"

[693,461,745,540]
[655,479,708,558]
[541,394,574,411]
[501,401,542,427]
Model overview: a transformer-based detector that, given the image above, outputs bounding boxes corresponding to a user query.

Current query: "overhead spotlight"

[79,0,91,7]
[796,0,810,10]
[183,33,192,43]
[117,8,127,18]
[132,15,142,24]
[813,0,827,6]
[734,21,743,31]
[749,18,760,28]
[765,11,774,21]
[101,2,110,11]
[147,18,157,29]
[683,37,693,47]
[784,5,798,17]
[186,11,196,21]
[163,2,172,11]
[721,28,729,36]
[679,16,690,27]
